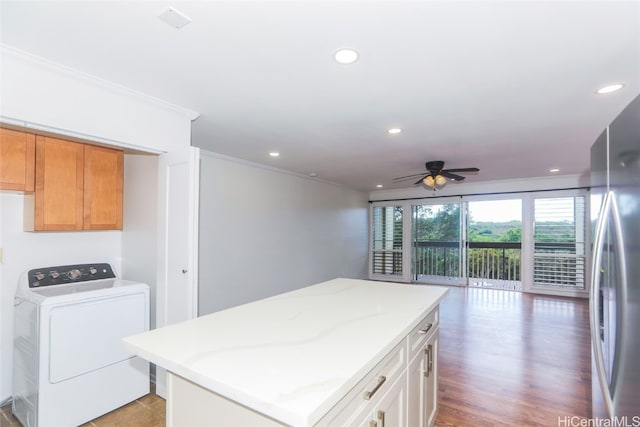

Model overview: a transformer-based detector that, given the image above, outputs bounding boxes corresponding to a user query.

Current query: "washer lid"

[18,278,149,305]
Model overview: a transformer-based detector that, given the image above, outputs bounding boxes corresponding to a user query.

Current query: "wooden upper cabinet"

[0,128,36,192]
[35,136,85,231]
[83,144,123,230]
[33,136,123,231]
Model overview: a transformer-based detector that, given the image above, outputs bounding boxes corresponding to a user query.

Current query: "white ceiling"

[1,1,639,191]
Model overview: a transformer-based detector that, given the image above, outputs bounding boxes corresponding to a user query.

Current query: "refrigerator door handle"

[608,193,629,411]
[589,191,614,416]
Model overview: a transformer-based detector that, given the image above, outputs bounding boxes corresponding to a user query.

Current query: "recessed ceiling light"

[269,152,280,157]
[387,128,402,135]
[334,48,359,65]
[376,184,384,188]
[158,7,192,29]
[596,83,624,94]
[309,172,318,177]
[549,168,560,173]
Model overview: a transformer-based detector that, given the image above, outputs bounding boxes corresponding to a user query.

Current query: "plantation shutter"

[533,196,586,289]
[372,206,403,276]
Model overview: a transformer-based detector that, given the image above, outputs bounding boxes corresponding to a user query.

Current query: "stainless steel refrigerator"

[590,94,640,418]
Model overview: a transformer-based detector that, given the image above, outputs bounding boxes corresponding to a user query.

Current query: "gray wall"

[198,151,369,315]
[121,153,159,328]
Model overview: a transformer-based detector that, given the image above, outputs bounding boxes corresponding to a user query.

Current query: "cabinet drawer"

[315,341,406,427]
[408,308,439,359]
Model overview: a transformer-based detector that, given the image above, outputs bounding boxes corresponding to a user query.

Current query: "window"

[533,196,586,289]
[371,205,403,277]
[369,190,588,296]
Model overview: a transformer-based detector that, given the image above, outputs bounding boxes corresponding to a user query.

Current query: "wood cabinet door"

[0,128,35,191]
[35,136,84,230]
[83,145,123,230]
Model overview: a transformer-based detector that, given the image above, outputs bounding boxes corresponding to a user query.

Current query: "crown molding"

[1,43,200,121]
[200,149,360,191]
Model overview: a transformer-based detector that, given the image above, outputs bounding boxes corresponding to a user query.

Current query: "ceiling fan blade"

[414,175,430,185]
[393,172,429,181]
[441,171,466,181]
[443,167,480,173]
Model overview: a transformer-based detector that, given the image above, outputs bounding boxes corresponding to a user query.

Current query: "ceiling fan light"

[423,176,435,187]
[435,174,447,186]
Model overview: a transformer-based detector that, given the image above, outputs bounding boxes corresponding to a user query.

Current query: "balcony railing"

[413,241,521,283]
[376,241,584,290]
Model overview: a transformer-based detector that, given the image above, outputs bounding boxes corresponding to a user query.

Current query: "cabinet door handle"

[377,410,385,427]
[424,345,433,378]
[364,375,386,400]
[418,323,433,334]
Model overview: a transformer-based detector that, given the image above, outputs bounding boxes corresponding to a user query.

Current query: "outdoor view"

[467,200,522,290]
[373,195,585,291]
[411,200,522,289]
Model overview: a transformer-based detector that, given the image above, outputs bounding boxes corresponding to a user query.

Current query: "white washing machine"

[12,263,150,427]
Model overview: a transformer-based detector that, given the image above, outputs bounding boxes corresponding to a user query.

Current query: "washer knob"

[34,273,45,281]
[89,267,98,275]
[67,269,82,280]
[49,271,60,279]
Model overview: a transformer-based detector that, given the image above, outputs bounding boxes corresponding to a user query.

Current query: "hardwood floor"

[1,286,591,426]
[434,287,591,427]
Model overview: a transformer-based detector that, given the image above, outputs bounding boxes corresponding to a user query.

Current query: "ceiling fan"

[393,160,480,188]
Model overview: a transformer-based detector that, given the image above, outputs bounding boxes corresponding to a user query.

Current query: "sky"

[468,200,522,223]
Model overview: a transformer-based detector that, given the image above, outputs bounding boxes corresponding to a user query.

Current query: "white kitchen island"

[123,278,448,427]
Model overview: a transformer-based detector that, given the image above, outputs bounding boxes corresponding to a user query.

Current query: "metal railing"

[379,241,583,289]
[467,242,522,281]
[413,241,521,282]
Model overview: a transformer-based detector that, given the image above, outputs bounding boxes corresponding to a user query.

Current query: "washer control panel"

[28,263,115,288]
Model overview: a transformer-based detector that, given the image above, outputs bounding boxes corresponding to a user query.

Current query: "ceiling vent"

[158,7,191,29]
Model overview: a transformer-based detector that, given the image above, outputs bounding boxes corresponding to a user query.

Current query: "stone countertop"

[123,278,448,426]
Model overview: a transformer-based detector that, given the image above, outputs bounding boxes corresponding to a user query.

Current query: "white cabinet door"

[357,375,407,427]
[407,347,427,427]
[423,332,439,427]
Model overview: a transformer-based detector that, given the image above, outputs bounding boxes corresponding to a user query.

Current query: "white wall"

[121,154,159,329]
[0,46,196,403]
[369,174,589,201]
[198,152,369,315]
[0,45,196,153]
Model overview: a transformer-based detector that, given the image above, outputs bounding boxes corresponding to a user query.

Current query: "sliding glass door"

[412,202,464,285]
[370,190,587,296]
[467,199,523,291]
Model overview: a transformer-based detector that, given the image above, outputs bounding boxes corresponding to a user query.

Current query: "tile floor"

[0,385,165,427]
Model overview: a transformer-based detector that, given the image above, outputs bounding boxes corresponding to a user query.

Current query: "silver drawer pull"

[364,375,387,400]
[418,323,433,334]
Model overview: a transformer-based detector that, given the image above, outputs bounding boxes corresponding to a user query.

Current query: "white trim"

[1,44,200,121]
[188,147,200,317]
[0,116,165,154]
